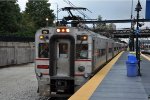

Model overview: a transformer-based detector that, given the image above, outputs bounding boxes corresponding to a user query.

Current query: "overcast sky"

[18,0,149,29]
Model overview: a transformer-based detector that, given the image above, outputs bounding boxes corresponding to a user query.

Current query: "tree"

[0,0,21,33]
[96,15,106,31]
[95,15,116,31]
[19,12,36,36]
[108,23,116,30]
[25,0,55,29]
[93,15,116,37]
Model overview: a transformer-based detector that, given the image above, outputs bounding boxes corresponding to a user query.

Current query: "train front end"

[35,26,93,98]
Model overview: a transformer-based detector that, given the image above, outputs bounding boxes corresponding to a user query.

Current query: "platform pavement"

[141,54,150,99]
[90,52,148,100]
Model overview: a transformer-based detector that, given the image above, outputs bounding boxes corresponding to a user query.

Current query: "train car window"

[76,44,88,59]
[116,47,118,50]
[97,49,101,57]
[39,43,49,58]
[59,43,68,58]
[109,48,112,53]
[101,49,106,56]
[114,47,117,51]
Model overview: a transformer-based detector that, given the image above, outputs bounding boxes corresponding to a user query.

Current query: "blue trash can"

[126,54,138,77]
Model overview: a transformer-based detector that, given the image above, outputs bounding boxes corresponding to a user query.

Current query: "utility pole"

[135,0,142,76]
[57,3,58,22]
[51,3,59,23]
[130,0,134,51]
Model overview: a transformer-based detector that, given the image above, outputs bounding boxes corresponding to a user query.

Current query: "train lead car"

[35,25,126,98]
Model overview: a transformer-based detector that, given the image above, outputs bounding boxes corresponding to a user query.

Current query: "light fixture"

[39,35,44,40]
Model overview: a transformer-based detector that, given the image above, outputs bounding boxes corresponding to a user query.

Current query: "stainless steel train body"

[35,26,126,97]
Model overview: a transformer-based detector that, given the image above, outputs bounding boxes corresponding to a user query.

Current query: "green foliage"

[0,0,21,33]
[0,0,55,40]
[95,15,116,31]
[108,23,116,30]
[95,15,108,31]
[25,0,55,29]
[19,12,36,36]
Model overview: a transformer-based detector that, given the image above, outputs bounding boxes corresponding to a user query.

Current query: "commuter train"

[141,43,150,54]
[35,25,126,97]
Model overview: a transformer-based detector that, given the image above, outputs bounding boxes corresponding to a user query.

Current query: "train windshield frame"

[76,44,88,59]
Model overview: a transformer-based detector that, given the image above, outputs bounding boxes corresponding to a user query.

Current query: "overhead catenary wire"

[63,0,92,20]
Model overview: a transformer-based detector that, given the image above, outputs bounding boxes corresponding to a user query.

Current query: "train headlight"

[56,28,70,33]
[62,29,65,32]
[83,36,87,40]
[81,35,88,41]
[78,66,85,72]
[56,29,61,32]
[39,35,49,40]
[39,35,44,40]
[66,29,70,32]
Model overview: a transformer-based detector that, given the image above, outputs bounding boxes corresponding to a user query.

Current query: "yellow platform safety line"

[69,51,124,100]
[141,54,150,61]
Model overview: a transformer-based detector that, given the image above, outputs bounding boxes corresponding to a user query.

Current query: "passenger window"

[101,49,106,56]
[114,47,116,51]
[76,44,88,59]
[109,48,112,53]
[39,43,49,58]
[59,43,68,58]
[97,49,101,57]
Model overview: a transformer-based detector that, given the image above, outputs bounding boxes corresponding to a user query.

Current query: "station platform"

[69,51,150,100]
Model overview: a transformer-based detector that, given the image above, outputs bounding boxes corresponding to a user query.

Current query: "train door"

[56,40,70,76]
[49,35,75,97]
[50,38,73,77]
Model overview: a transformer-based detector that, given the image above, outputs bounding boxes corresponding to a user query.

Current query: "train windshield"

[76,44,88,59]
[38,43,49,58]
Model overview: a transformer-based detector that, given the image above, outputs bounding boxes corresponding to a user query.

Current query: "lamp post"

[130,0,134,51]
[135,0,142,76]
[56,3,58,22]
[46,18,49,27]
